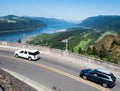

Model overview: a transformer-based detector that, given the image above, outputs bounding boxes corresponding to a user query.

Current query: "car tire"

[28,57,32,61]
[83,75,87,80]
[15,54,19,58]
[102,83,108,88]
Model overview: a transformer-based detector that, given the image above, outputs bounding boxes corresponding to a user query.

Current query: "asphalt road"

[0,49,120,91]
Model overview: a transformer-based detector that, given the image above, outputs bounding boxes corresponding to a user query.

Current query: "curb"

[1,68,51,91]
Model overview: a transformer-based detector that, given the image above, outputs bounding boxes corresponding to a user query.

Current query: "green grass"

[74,39,91,52]
[83,33,90,38]
[95,31,117,43]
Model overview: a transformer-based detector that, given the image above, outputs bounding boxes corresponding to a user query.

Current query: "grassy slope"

[30,28,119,50]
[29,28,103,50]
[95,31,117,43]
[29,27,120,64]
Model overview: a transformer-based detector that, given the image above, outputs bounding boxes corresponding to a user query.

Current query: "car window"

[97,73,109,79]
[110,74,116,81]
[28,52,34,55]
[28,51,39,55]
[89,72,97,76]
[20,51,24,53]
[35,51,40,55]
[24,51,27,54]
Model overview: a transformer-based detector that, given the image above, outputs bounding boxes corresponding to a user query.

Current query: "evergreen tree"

[92,46,98,55]
[78,47,83,54]
[86,46,92,55]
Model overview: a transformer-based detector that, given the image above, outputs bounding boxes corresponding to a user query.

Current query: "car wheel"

[15,54,19,58]
[102,83,108,88]
[28,57,32,61]
[83,75,87,80]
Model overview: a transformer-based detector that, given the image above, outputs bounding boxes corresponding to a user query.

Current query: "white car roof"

[20,49,38,52]
[96,68,111,74]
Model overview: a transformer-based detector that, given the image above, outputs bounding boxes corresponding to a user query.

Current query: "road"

[0,49,120,91]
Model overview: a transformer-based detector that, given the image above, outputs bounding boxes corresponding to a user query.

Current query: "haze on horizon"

[0,0,120,21]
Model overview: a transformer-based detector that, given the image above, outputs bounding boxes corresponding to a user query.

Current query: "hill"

[95,35,120,64]
[31,17,75,29]
[80,15,120,33]
[95,35,120,50]
[28,15,120,64]
[28,27,120,64]
[28,28,95,49]
[32,17,71,25]
[0,15,47,32]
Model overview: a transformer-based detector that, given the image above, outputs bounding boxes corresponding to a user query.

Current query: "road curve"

[0,49,119,91]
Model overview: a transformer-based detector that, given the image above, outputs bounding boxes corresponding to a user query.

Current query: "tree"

[71,47,74,52]
[92,46,98,55]
[86,46,92,55]
[17,39,21,43]
[98,45,109,59]
[78,47,83,54]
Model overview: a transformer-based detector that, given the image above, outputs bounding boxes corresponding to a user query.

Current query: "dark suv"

[80,68,116,88]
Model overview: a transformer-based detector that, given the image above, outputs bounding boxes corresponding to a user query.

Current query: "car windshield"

[88,69,96,73]
[110,74,116,81]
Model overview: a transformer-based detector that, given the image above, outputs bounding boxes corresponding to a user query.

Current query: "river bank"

[0,24,75,42]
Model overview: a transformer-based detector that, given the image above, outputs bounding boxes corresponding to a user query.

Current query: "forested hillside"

[28,15,120,64]
[0,15,47,31]
[80,15,120,33]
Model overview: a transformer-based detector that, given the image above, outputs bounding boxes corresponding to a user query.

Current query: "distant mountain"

[31,17,72,25]
[0,15,47,31]
[80,15,120,32]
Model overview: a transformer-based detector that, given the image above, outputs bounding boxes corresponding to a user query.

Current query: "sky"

[0,0,120,20]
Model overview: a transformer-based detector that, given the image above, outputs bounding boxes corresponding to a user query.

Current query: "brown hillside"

[95,35,120,64]
[95,35,120,50]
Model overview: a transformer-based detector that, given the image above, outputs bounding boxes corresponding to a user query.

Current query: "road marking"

[0,54,110,91]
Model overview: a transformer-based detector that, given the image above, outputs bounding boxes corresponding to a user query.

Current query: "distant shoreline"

[0,28,44,33]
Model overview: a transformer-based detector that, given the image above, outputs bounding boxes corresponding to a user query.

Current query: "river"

[0,24,75,42]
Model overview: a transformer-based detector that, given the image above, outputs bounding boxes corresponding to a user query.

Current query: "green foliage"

[95,31,117,43]
[98,45,109,60]
[29,26,120,64]
[86,46,92,55]
[78,47,83,54]
[17,39,21,43]
[0,15,47,31]
[92,46,98,55]
[80,15,120,33]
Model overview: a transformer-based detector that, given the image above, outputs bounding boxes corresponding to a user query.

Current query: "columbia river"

[0,24,74,42]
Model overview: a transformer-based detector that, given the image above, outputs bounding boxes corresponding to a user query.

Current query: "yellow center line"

[0,54,110,91]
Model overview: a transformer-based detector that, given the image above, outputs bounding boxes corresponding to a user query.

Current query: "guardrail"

[0,41,120,78]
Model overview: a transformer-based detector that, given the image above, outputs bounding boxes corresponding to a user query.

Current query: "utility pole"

[41,39,43,46]
[65,39,68,52]
[66,37,70,52]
